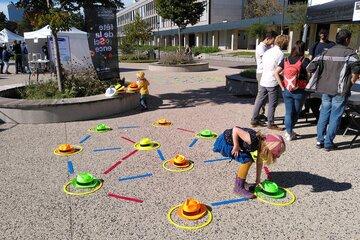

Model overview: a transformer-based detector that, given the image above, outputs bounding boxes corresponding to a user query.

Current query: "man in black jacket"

[307,29,360,151]
[13,40,23,74]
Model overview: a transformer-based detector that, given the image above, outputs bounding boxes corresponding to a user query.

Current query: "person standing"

[42,42,49,60]
[307,29,360,151]
[2,45,12,74]
[301,29,336,120]
[255,31,277,121]
[13,40,23,74]
[251,35,289,131]
[0,44,4,74]
[21,42,29,73]
[274,41,310,141]
[309,29,336,60]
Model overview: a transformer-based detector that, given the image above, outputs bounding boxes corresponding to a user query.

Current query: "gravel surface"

[0,63,359,240]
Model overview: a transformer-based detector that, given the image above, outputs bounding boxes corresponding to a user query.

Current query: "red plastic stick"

[103,160,123,175]
[177,128,195,133]
[121,136,136,144]
[108,192,143,203]
[122,150,138,160]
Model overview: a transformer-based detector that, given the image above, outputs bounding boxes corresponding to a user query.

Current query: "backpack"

[283,57,303,92]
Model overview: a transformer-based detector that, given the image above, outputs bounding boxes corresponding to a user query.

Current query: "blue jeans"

[140,94,148,109]
[317,94,348,148]
[283,89,306,134]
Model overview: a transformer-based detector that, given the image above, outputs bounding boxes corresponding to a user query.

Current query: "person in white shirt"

[251,35,289,131]
[255,31,277,119]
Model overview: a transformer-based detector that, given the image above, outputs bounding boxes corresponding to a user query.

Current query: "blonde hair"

[274,35,289,50]
[137,71,145,79]
[256,132,284,165]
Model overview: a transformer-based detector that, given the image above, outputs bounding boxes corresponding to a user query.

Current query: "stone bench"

[0,85,140,124]
[226,74,258,97]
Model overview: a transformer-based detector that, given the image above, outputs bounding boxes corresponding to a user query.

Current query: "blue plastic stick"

[93,147,122,152]
[210,197,248,207]
[67,160,74,175]
[204,157,231,163]
[79,134,91,144]
[157,149,165,161]
[189,138,198,148]
[118,126,140,129]
[119,172,153,182]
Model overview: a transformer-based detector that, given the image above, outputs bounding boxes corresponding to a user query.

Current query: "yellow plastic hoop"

[162,160,194,173]
[167,204,213,231]
[63,180,103,196]
[255,188,296,207]
[53,145,83,157]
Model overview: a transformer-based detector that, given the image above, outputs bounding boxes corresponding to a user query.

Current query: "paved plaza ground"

[0,62,359,239]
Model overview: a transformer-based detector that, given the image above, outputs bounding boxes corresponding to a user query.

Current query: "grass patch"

[229,51,255,57]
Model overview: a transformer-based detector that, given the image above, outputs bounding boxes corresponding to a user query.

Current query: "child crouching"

[213,126,285,199]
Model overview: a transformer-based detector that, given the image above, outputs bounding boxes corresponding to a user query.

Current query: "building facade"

[7,3,24,23]
[117,0,308,51]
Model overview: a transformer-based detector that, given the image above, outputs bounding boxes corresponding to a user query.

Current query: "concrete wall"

[210,0,244,24]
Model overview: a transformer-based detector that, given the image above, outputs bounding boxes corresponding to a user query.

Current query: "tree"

[244,0,282,20]
[0,12,7,30]
[286,2,307,31]
[246,23,268,39]
[59,0,123,11]
[155,0,205,50]
[34,7,74,91]
[123,14,152,46]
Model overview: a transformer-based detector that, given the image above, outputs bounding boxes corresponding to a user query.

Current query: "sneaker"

[258,114,268,122]
[316,142,324,149]
[285,132,292,141]
[268,124,284,131]
[251,121,264,127]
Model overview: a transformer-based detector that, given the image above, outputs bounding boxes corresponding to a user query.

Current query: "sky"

[0,0,10,18]
[0,0,134,18]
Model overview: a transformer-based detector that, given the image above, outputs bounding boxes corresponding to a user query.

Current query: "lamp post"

[156,21,160,60]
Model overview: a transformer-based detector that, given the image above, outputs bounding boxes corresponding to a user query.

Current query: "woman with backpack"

[274,41,310,141]
[2,45,12,74]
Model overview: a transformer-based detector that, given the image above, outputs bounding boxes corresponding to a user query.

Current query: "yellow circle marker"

[63,180,103,196]
[162,160,194,173]
[53,145,83,157]
[255,188,296,207]
[152,122,173,127]
[167,204,213,231]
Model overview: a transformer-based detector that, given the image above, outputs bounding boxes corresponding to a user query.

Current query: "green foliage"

[286,3,307,31]
[158,52,194,65]
[192,46,220,56]
[246,23,267,38]
[122,13,152,45]
[34,8,73,33]
[155,0,206,29]
[244,0,282,19]
[59,0,124,11]
[0,12,7,30]
[20,69,118,100]
[229,51,255,57]
[119,39,135,54]
[340,24,360,35]
[240,69,256,79]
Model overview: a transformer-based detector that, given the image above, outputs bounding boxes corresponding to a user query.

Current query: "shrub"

[192,46,220,56]
[20,67,120,100]
[158,52,194,65]
[240,69,256,79]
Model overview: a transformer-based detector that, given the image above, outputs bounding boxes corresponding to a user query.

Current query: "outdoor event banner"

[49,36,71,62]
[85,6,120,81]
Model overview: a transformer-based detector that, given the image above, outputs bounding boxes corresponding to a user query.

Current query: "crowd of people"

[252,28,360,150]
[0,40,29,74]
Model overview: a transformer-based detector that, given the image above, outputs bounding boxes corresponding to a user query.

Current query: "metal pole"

[281,0,286,34]
[157,22,160,60]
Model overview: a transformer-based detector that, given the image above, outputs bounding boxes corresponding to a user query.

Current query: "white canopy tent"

[0,29,24,44]
[24,25,93,68]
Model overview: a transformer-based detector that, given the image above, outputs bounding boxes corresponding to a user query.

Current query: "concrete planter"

[226,74,258,97]
[0,86,140,124]
[149,62,209,72]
